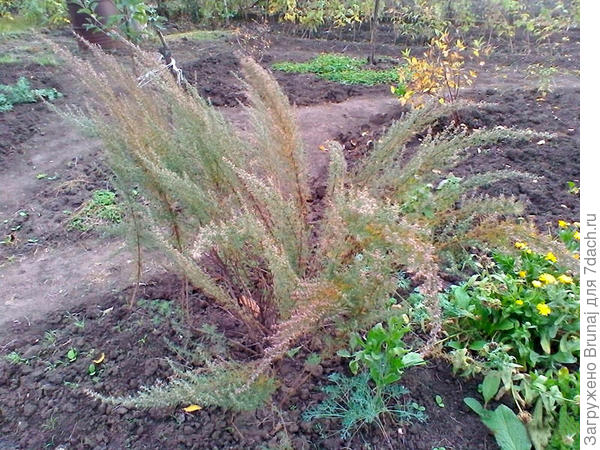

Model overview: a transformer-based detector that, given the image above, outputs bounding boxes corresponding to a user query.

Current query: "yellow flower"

[545,252,557,263]
[536,303,552,316]
[574,231,580,241]
[573,222,580,228]
[539,273,558,285]
[518,270,527,278]
[526,249,532,254]
[532,280,543,288]
[514,242,527,249]
[558,274,573,284]
[573,253,580,260]
[515,299,524,306]
[558,220,569,228]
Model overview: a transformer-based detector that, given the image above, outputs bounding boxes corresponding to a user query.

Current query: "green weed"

[66,348,78,363]
[527,63,559,97]
[0,47,59,66]
[566,181,580,195]
[4,350,27,365]
[0,77,61,112]
[272,53,399,86]
[338,317,424,391]
[0,53,18,63]
[68,189,123,232]
[41,415,58,431]
[303,372,426,440]
[43,330,58,347]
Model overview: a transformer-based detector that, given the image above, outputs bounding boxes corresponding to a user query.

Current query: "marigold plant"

[443,237,580,449]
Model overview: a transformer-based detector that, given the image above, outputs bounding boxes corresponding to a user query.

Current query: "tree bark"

[369,0,382,64]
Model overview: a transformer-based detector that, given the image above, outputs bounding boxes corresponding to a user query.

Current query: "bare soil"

[0,276,495,449]
[0,25,579,449]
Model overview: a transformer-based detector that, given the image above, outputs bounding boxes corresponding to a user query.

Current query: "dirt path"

[0,94,400,328]
[223,94,400,185]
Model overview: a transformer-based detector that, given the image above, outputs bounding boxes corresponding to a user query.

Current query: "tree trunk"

[156,0,168,18]
[369,0,381,64]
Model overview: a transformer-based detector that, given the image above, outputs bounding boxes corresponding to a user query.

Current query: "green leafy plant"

[557,220,580,254]
[465,397,532,450]
[66,348,78,363]
[549,404,580,449]
[272,53,399,86]
[74,0,164,43]
[68,189,123,232]
[4,350,27,365]
[526,64,559,98]
[444,241,579,448]
[303,372,427,440]
[445,244,578,372]
[566,181,579,196]
[339,316,424,390]
[0,0,68,28]
[0,77,61,113]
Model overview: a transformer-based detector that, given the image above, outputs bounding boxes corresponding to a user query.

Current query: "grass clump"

[68,189,123,232]
[57,41,559,415]
[272,53,399,86]
[303,372,426,440]
[0,76,61,112]
[307,317,426,440]
[0,53,18,64]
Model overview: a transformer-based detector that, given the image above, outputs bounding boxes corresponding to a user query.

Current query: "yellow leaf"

[473,49,480,57]
[93,353,105,364]
[183,405,202,413]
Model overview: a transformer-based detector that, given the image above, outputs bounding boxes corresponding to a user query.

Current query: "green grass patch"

[0,51,58,66]
[68,190,123,232]
[0,39,63,66]
[0,16,39,37]
[164,29,230,42]
[0,53,18,64]
[272,53,400,86]
[0,77,62,112]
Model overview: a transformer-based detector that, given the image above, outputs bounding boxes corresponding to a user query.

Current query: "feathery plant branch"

[56,43,569,411]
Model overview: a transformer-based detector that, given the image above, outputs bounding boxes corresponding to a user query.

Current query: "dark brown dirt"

[334,85,580,229]
[179,38,388,107]
[0,275,495,450]
[0,63,65,159]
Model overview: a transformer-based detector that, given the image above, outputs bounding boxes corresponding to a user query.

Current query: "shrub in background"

[0,0,68,28]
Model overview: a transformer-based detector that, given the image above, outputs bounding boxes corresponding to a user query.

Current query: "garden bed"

[0,21,579,450]
[0,274,497,449]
